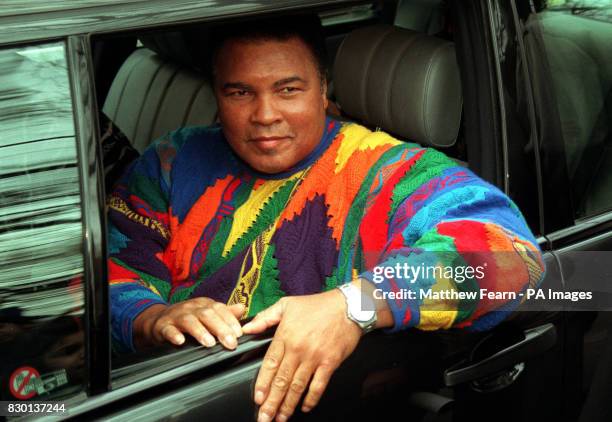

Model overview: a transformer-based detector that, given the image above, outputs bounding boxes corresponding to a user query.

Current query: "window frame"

[66,34,111,397]
[67,0,383,398]
[450,0,507,186]
[484,0,547,238]
[84,1,383,391]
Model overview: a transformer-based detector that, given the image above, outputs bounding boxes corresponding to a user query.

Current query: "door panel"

[107,360,260,422]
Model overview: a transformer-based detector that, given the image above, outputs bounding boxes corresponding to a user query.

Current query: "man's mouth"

[249,136,291,151]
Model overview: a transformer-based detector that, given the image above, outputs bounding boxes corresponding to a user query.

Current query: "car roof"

[0,0,357,45]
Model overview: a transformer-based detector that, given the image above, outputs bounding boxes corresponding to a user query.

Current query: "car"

[0,0,611,421]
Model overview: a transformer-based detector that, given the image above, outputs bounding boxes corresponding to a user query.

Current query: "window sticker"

[9,366,41,400]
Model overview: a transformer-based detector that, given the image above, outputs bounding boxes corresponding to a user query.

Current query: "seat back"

[333,24,462,148]
[102,47,216,153]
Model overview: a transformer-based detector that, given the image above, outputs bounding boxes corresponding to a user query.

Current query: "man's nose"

[250,94,282,125]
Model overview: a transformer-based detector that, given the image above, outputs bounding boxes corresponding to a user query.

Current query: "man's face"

[214,36,328,174]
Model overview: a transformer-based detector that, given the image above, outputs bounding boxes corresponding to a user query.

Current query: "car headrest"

[333,25,462,147]
[139,30,211,73]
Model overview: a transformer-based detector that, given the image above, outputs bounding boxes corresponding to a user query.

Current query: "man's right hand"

[132,298,246,351]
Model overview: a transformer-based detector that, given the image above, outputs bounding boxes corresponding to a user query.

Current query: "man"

[108,16,544,422]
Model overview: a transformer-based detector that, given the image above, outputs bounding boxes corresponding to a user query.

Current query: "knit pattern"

[108,117,545,352]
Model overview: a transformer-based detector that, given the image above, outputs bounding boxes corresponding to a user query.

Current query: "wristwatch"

[337,283,377,334]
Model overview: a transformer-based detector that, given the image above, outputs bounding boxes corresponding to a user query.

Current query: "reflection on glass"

[0,41,85,401]
[531,2,612,218]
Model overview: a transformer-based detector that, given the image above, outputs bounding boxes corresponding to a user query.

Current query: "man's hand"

[133,298,246,350]
[242,289,362,422]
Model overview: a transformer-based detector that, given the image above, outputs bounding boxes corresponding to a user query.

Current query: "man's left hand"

[242,289,362,422]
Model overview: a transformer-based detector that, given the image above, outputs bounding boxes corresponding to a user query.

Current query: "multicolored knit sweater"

[108,117,545,352]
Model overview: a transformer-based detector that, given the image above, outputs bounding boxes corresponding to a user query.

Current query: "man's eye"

[280,87,299,94]
[229,90,250,97]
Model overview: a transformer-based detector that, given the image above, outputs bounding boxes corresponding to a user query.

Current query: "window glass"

[492,0,544,236]
[0,42,86,401]
[528,0,612,220]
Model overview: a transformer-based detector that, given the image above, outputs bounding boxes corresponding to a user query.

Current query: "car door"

[520,2,612,420]
[486,0,612,420]
[0,5,447,422]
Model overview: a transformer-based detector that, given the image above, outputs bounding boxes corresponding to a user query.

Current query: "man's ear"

[322,79,329,109]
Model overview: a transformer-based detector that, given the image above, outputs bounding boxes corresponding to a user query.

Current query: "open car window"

[97,4,392,382]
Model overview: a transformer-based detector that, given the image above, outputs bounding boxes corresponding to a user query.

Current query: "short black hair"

[208,14,328,87]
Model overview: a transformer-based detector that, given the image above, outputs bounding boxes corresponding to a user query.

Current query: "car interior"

[91,1,604,420]
[99,1,465,157]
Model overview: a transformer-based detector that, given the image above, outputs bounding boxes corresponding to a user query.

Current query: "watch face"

[352,307,376,323]
[340,284,376,326]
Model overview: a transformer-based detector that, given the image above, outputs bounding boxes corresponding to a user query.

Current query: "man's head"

[210,16,329,174]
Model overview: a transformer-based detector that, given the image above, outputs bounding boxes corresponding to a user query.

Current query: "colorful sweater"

[108,117,545,352]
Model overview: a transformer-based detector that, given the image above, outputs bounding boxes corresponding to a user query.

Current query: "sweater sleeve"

[358,148,545,332]
[107,136,176,353]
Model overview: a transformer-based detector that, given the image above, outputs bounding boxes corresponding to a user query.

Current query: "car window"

[96,5,390,381]
[526,0,612,222]
[0,41,86,402]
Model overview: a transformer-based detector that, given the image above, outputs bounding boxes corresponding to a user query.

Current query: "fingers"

[301,363,336,413]
[255,339,284,406]
[165,313,213,347]
[229,303,247,319]
[149,299,246,350]
[256,343,334,421]
[195,305,239,349]
[247,292,360,420]
[215,303,244,337]
[242,301,283,334]
[276,363,314,421]
[256,339,302,422]
[158,324,185,346]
